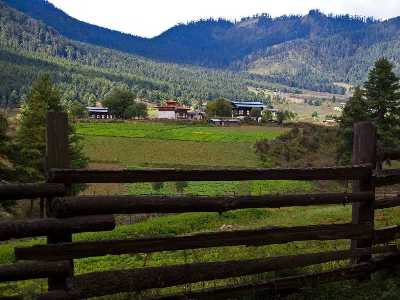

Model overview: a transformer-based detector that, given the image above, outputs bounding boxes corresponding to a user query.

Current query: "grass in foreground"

[2,204,399,298]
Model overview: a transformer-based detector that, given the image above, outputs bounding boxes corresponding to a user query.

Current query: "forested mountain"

[4,0,400,95]
[0,1,274,107]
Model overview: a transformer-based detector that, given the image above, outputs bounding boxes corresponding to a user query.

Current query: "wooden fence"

[1,113,400,299]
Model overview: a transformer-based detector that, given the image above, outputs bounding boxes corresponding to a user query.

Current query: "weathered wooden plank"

[375,169,400,187]
[383,149,400,161]
[375,195,400,209]
[15,223,372,261]
[50,192,373,218]
[351,122,376,267]
[46,112,72,291]
[373,226,400,244]
[0,215,115,241]
[48,165,373,184]
[0,261,71,282]
[144,252,400,300]
[65,248,372,298]
[0,183,66,201]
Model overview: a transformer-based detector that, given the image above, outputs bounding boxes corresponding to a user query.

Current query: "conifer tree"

[338,87,369,163]
[16,74,87,181]
[364,58,400,149]
[338,58,400,163]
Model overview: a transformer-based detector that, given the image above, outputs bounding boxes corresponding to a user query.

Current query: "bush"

[255,123,339,167]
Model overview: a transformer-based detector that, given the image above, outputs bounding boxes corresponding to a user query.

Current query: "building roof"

[230,101,266,109]
[86,107,109,113]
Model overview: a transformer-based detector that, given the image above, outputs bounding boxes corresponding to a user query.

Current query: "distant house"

[86,107,112,119]
[156,100,190,120]
[230,101,267,116]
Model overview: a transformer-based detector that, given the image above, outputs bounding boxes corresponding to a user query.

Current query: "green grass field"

[82,136,263,168]
[76,122,285,143]
[2,121,399,299]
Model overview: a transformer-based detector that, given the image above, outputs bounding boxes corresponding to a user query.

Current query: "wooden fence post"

[351,122,376,266]
[46,112,72,290]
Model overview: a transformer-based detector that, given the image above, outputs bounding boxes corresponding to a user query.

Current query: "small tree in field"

[206,98,232,118]
[103,88,136,119]
[276,110,296,125]
[124,102,148,119]
[261,110,274,123]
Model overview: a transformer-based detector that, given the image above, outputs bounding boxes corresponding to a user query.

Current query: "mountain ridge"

[0,0,280,107]
[3,0,400,94]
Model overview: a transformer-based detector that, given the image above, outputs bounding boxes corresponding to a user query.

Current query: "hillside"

[4,0,400,92]
[0,1,276,107]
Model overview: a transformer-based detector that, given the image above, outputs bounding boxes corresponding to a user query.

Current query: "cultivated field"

[76,122,285,143]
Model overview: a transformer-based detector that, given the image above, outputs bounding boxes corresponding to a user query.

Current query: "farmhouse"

[86,107,113,119]
[156,100,190,120]
[230,101,266,116]
[230,101,278,118]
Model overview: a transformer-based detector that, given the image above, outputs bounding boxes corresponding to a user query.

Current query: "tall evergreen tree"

[338,58,400,163]
[338,87,369,163]
[16,74,87,181]
[364,58,400,149]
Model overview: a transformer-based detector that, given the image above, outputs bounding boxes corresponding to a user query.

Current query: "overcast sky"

[48,0,400,38]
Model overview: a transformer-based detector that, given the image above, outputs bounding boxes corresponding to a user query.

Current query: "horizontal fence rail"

[373,226,400,244]
[375,169,400,187]
[50,192,374,218]
[57,248,373,298]
[0,183,66,201]
[375,195,400,209]
[48,165,373,184]
[383,149,400,161]
[0,261,71,282]
[143,252,400,300]
[0,216,115,241]
[14,223,373,261]
[37,252,400,300]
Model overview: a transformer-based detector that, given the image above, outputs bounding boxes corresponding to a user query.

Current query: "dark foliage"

[255,123,340,167]
[206,98,233,118]
[338,58,400,163]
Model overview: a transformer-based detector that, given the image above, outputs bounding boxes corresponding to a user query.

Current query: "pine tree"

[364,58,400,149]
[338,58,400,163]
[16,74,63,180]
[16,74,88,181]
[337,87,369,163]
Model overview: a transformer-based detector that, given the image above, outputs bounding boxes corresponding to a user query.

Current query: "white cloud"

[48,0,400,38]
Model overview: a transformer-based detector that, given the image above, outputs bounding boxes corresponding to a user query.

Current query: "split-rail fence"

[1,112,400,299]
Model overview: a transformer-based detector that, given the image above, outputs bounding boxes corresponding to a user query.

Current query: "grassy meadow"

[1,121,400,299]
[76,122,285,143]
